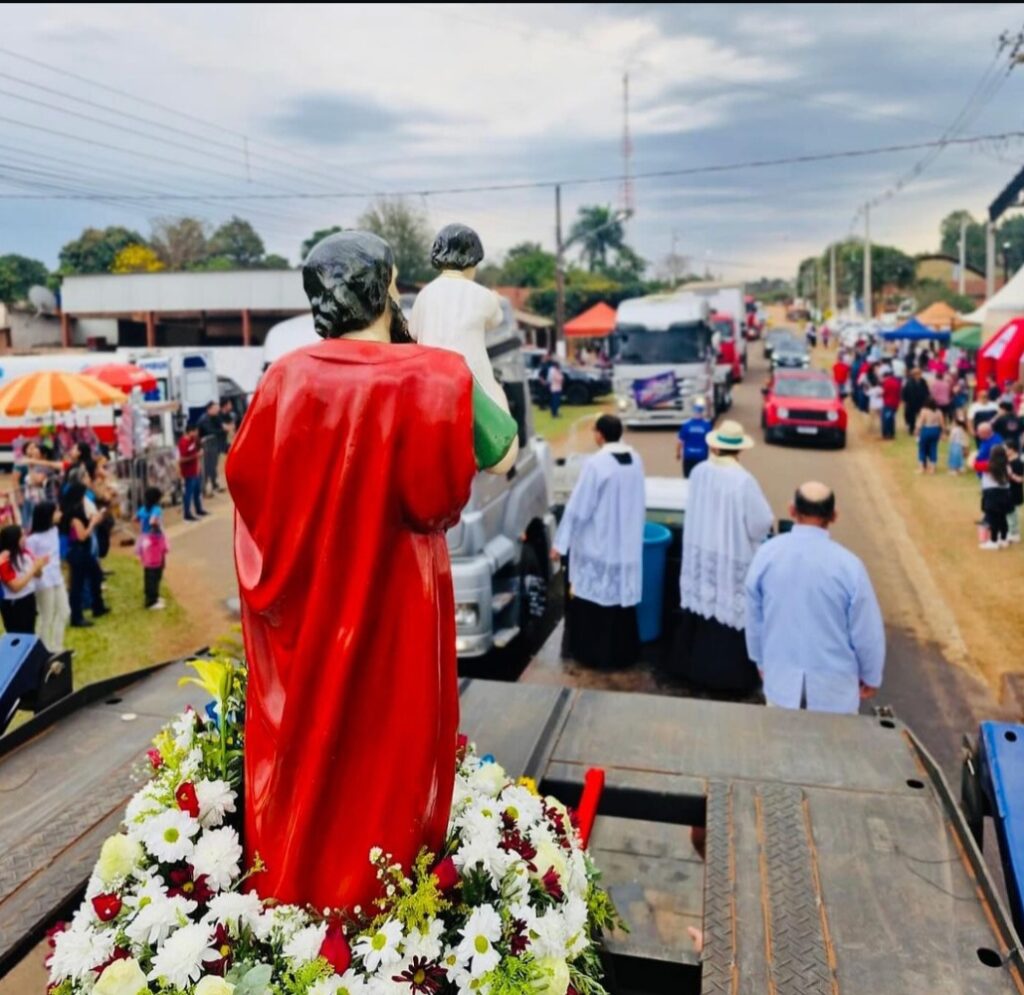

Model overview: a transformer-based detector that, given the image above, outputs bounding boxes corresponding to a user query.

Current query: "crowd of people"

[0,399,237,649]
[556,412,884,715]
[835,338,1024,549]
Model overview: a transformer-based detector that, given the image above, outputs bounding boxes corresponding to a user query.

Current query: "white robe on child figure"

[410,270,510,412]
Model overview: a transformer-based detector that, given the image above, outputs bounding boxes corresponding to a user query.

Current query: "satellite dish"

[28,285,58,315]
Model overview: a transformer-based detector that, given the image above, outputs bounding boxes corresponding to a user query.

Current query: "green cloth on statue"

[473,380,518,469]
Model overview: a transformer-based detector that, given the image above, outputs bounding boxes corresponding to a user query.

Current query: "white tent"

[964,263,1024,333]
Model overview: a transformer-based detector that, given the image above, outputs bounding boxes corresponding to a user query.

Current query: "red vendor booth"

[977,318,1024,393]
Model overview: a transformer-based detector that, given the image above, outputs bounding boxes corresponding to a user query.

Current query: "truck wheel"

[565,383,589,406]
[519,539,548,641]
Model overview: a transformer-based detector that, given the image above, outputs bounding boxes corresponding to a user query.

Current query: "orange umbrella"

[84,362,159,393]
[0,371,126,416]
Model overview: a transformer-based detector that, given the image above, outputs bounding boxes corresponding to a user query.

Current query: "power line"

[1,131,1020,203]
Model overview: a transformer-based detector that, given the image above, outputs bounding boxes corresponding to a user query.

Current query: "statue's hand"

[472,379,518,473]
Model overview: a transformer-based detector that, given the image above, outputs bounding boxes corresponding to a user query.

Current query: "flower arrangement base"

[48,659,621,995]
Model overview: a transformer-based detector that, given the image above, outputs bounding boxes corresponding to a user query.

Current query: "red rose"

[319,924,352,975]
[146,749,163,769]
[175,782,200,819]
[91,893,122,922]
[432,856,460,893]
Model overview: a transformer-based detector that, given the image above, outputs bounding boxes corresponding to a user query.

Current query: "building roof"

[61,269,307,316]
[915,253,985,279]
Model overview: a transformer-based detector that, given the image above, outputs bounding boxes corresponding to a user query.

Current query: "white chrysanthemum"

[456,904,502,977]
[251,903,310,944]
[194,778,236,827]
[456,803,502,841]
[48,925,115,983]
[326,969,372,995]
[468,761,508,799]
[124,892,197,947]
[563,894,589,958]
[502,860,532,904]
[180,745,205,780]
[148,922,217,988]
[125,781,166,827]
[402,917,445,963]
[452,832,514,890]
[450,960,494,994]
[204,891,263,933]
[499,785,544,829]
[283,922,328,966]
[140,809,200,863]
[171,712,196,750]
[527,907,568,960]
[353,919,404,974]
[190,826,242,891]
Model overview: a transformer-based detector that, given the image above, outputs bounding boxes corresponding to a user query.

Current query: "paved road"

[623,342,1014,782]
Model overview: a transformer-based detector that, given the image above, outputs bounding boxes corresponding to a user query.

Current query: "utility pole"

[986,220,996,298]
[863,204,872,319]
[621,72,634,234]
[958,215,967,295]
[829,242,837,316]
[554,183,564,356]
[671,230,679,288]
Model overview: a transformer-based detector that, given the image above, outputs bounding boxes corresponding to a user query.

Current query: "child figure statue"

[410,223,510,412]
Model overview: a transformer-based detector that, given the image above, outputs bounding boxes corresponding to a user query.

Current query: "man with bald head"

[744,481,885,713]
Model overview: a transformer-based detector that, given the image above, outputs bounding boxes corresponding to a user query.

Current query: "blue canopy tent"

[879,317,951,342]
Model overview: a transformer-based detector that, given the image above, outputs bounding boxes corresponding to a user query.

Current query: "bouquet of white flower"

[47,653,622,995]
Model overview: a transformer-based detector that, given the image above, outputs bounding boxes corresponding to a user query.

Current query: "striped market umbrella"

[0,371,127,416]
[83,362,159,393]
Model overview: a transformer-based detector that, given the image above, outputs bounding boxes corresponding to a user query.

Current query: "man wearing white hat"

[673,419,774,695]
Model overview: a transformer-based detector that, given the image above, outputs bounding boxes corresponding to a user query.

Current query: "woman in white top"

[0,523,48,635]
[26,501,70,651]
[673,419,774,695]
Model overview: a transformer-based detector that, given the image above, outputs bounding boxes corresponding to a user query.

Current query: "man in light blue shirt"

[745,481,885,713]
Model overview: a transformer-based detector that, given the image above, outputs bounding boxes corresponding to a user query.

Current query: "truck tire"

[565,382,589,406]
[519,538,549,643]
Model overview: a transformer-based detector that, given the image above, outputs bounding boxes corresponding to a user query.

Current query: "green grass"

[65,554,194,688]
[532,400,613,444]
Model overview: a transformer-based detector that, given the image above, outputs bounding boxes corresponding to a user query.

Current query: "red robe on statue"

[226,338,476,913]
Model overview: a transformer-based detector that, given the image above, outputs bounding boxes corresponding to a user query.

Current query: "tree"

[602,245,647,284]
[301,226,344,260]
[151,217,209,270]
[0,253,49,303]
[357,198,433,283]
[939,210,986,273]
[111,244,165,274]
[500,242,557,287]
[207,216,266,268]
[568,205,625,271]
[913,278,975,314]
[261,253,291,270]
[59,226,146,274]
[998,214,1024,278]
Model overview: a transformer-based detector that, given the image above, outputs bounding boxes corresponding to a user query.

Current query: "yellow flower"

[96,834,143,886]
[179,658,232,707]
[517,776,539,796]
[533,956,569,995]
[93,958,148,995]
[195,978,235,995]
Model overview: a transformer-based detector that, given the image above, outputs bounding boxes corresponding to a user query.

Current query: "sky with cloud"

[1,2,1023,280]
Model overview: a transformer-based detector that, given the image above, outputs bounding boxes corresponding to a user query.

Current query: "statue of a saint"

[410,223,510,412]
[226,231,517,912]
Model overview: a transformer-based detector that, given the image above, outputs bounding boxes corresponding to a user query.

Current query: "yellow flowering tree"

[111,243,165,274]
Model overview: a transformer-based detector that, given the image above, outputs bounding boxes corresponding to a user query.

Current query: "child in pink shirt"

[136,517,169,610]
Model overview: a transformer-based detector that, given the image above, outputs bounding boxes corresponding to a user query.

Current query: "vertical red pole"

[145,311,156,348]
[575,767,605,849]
[241,309,252,347]
[60,311,71,348]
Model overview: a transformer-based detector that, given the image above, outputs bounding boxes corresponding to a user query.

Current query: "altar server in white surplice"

[554,414,646,669]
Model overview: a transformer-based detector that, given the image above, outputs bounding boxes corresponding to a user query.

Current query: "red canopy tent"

[977,318,1024,391]
[564,302,617,338]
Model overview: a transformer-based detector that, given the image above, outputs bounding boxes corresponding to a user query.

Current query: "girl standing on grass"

[0,524,48,634]
[26,502,70,652]
[916,398,945,474]
[980,444,1013,551]
[136,515,169,610]
[948,413,970,475]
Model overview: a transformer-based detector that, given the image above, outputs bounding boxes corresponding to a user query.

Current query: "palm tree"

[569,205,626,272]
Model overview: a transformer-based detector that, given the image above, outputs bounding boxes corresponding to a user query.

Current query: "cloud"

[268,93,427,146]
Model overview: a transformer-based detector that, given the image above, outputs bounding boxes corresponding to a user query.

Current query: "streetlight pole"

[1003,240,1012,284]
[829,242,838,316]
[554,184,564,357]
[958,216,967,295]
[863,204,872,319]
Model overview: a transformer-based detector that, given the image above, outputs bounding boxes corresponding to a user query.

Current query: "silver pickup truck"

[450,301,557,657]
